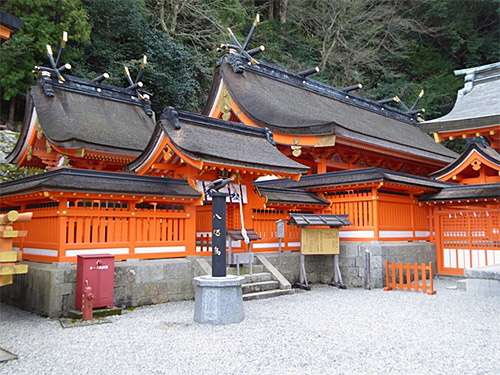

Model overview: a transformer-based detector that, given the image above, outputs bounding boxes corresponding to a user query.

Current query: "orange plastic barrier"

[383,260,436,295]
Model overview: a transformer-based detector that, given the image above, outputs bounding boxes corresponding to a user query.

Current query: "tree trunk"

[8,96,16,129]
[279,0,289,24]
[268,0,274,19]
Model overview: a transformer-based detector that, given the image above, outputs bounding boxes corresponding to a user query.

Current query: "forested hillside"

[1,0,499,143]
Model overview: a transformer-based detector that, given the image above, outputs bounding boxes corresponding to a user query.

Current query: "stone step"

[242,272,273,283]
[242,280,279,294]
[456,279,467,291]
[227,264,264,275]
[243,288,295,301]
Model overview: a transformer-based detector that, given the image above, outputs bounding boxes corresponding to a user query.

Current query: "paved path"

[0,278,498,375]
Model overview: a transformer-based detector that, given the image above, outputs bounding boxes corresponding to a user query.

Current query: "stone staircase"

[227,264,295,301]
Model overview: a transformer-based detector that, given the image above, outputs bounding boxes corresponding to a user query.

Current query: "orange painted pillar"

[57,199,68,262]
[129,202,137,258]
[410,193,415,240]
[427,205,434,243]
[185,204,197,255]
[317,159,327,174]
[371,187,379,240]
[435,211,444,274]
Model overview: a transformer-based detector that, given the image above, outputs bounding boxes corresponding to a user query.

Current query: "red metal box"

[76,254,115,310]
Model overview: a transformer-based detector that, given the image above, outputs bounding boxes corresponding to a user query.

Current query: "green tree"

[74,0,202,112]
[0,0,91,127]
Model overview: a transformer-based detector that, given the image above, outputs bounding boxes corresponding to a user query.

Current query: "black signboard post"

[211,191,227,277]
[193,178,245,325]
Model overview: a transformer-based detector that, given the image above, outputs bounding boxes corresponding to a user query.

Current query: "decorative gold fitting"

[253,14,260,26]
[291,145,302,157]
[75,148,85,157]
[62,31,68,47]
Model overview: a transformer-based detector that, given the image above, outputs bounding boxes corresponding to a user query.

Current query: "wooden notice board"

[301,228,339,255]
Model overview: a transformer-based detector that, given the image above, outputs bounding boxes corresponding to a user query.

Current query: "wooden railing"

[252,210,300,251]
[18,212,59,249]
[326,190,430,240]
[15,200,194,261]
[383,261,436,295]
[64,210,188,249]
[328,191,373,228]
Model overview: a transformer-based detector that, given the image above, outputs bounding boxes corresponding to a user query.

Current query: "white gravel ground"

[1,278,499,375]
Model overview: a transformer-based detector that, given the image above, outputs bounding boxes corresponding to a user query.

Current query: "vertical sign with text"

[211,191,227,277]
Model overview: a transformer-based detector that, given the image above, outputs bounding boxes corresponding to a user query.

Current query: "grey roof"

[227,229,261,241]
[0,168,201,198]
[288,213,352,227]
[430,143,500,178]
[255,186,330,206]
[205,59,457,163]
[420,183,500,202]
[0,11,24,31]
[7,75,156,163]
[29,85,155,155]
[254,168,452,191]
[129,108,308,175]
[421,62,500,132]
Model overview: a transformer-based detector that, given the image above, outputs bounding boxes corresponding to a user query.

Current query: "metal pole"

[334,254,344,286]
[227,233,232,267]
[211,192,227,277]
[248,242,253,275]
[278,237,282,272]
[300,254,308,286]
[364,249,371,290]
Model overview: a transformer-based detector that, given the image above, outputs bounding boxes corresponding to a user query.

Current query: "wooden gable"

[430,144,500,185]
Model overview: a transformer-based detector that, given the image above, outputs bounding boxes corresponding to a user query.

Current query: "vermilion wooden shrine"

[420,63,500,274]
[1,26,499,277]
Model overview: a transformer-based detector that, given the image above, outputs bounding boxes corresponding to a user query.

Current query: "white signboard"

[196,181,248,204]
[276,220,285,238]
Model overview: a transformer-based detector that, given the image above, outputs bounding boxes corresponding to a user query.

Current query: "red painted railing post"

[383,260,392,291]
[428,262,436,295]
[384,261,436,295]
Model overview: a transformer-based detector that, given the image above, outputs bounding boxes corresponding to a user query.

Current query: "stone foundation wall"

[255,241,437,288]
[0,258,202,318]
[338,241,437,288]
[1,241,436,317]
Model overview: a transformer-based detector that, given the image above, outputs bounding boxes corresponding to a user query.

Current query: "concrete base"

[462,264,500,296]
[66,307,122,319]
[193,275,244,325]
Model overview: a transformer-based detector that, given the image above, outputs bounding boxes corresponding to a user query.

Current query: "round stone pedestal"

[193,275,245,325]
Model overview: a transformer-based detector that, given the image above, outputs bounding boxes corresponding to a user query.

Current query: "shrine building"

[1,25,499,316]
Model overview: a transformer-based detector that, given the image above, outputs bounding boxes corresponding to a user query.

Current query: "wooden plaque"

[301,228,339,255]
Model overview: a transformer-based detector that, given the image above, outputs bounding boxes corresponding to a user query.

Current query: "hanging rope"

[237,176,250,244]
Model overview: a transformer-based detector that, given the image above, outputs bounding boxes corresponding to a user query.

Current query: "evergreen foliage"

[0,0,91,107]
